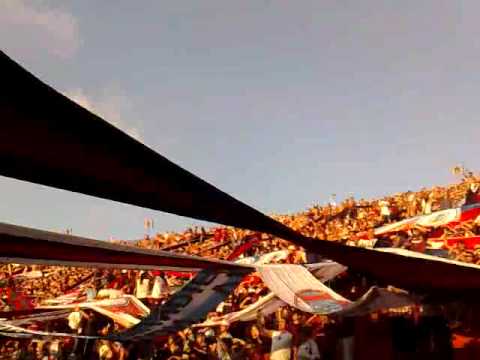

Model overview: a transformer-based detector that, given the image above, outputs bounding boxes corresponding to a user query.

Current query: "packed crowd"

[1,170,480,359]
[136,171,480,263]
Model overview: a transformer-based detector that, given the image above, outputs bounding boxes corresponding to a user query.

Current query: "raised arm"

[256,310,274,338]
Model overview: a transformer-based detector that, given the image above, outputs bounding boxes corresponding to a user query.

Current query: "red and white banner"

[38,295,150,329]
[428,236,480,250]
[374,203,480,236]
[256,264,351,314]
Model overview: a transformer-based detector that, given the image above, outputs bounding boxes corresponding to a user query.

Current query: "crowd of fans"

[1,170,480,359]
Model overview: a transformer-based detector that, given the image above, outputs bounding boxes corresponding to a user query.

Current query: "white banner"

[257,264,351,314]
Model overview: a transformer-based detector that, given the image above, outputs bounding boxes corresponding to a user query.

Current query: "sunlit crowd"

[1,170,480,359]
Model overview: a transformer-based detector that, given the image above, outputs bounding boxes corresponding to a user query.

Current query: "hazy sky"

[1,1,479,240]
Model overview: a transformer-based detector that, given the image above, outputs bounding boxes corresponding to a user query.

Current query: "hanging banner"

[427,236,480,250]
[257,264,351,314]
[0,222,252,272]
[374,203,480,236]
[339,287,414,317]
[116,268,250,340]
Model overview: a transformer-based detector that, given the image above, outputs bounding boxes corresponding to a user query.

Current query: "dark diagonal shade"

[3,51,480,294]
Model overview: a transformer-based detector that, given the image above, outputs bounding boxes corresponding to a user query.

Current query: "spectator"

[257,311,293,360]
[297,326,321,360]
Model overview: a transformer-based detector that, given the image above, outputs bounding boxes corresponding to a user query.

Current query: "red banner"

[227,238,261,261]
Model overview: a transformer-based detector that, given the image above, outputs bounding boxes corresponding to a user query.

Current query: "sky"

[1,0,479,240]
